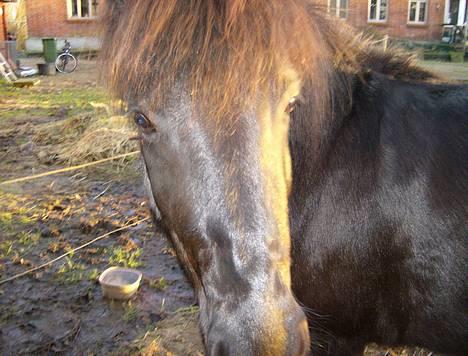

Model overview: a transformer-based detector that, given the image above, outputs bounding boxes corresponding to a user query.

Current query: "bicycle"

[55,40,77,73]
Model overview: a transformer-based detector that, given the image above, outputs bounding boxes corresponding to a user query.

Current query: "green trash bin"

[42,38,57,63]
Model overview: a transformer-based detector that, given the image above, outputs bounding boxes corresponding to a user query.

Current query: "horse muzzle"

[205,299,310,356]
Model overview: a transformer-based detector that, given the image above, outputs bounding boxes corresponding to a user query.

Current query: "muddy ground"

[1,59,462,355]
[0,60,203,355]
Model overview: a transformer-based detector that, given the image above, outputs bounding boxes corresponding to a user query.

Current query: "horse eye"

[285,97,300,114]
[134,112,153,131]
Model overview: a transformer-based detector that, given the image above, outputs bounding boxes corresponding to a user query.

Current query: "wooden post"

[383,34,389,51]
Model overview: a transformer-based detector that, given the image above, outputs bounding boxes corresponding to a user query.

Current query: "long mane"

[100,0,433,119]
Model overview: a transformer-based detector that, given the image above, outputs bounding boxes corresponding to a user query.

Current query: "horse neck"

[289,69,354,182]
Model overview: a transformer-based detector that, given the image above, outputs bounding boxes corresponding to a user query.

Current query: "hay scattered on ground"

[34,103,138,164]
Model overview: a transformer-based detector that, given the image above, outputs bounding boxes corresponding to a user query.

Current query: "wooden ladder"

[0,52,18,83]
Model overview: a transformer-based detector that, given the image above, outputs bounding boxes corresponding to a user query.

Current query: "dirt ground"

[1,58,461,355]
[0,59,203,355]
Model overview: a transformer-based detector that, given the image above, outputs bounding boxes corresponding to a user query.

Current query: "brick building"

[4,0,467,55]
[318,0,467,41]
[1,0,17,62]
[1,0,17,41]
[23,0,99,53]
[1,3,6,42]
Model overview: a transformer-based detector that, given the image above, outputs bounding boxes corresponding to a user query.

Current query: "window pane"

[379,0,388,20]
[409,1,417,21]
[418,2,426,22]
[71,0,78,17]
[340,0,348,9]
[370,0,377,19]
[449,0,460,24]
[329,0,337,14]
[92,0,98,16]
[340,0,348,18]
[81,0,90,17]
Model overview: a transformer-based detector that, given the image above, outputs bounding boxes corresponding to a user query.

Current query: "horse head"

[99,1,331,354]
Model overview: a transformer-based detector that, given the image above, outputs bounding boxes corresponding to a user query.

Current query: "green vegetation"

[0,240,14,259]
[107,247,143,268]
[174,305,200,315]
[148,277,168,291]
[87,268,100,281]
[17,231,40,246]
[0,212,13,225]
[0,196,43,260]
[0,84,108,120]
[55,256,100,284]
[0,193,40,235]
[122,302,138,323]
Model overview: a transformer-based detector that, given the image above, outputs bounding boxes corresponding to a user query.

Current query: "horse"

[100,1,467,355]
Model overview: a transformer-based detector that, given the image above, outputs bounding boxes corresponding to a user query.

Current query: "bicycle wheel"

[55,53,78,73]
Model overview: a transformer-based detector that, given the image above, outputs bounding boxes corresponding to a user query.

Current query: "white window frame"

[408,0,428,24]
[368,0,389,23]
[328,0,349,19]
[67,0,97,19]
[444,0,468,25]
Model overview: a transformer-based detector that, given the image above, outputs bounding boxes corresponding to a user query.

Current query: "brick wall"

[315,0,446,41]
[0,4,6,41]
[24,1,446,42]
[25,0,97,38]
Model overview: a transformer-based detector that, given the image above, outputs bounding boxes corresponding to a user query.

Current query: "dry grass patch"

[34,103,138,164]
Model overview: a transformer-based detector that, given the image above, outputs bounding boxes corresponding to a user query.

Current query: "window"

[368,0,388,22]
[445,0,467,25]
[67,0,98,19]
[328,0,349,19]
[408,0,428,23]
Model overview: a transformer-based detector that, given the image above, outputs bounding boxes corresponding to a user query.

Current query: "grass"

[0,214,37,235]
[0,84,108,120]
[148,277,168,291]
[17,231,40,246]
[0,193,40,233]
[55,256,100,284]
[0,80,137,165]
[0,194,43,259]
[0,240,14,259]
[108,247,143,268]
[0,212,13,225]
[0,197,41,259]
[0,213,15,235]
[173,305,199,315]
[123,302,138,323]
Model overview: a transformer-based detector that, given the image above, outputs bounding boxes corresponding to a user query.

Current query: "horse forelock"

[99,0,337,119]
[99,0,434,122]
